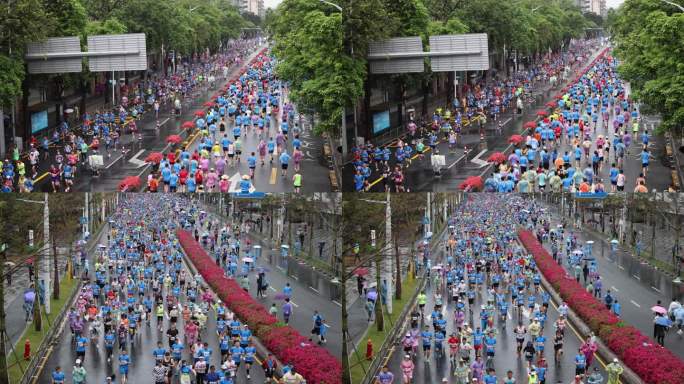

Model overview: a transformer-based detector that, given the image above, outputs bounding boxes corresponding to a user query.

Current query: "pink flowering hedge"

[518,230,684,384]
[176,230,342,384]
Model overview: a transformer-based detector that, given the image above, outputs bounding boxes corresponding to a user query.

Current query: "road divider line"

[309,286,319,293]
[291,301,299,308]
[448,154,467,169]
[610,286,619,292]
[618,265,625,270]
[632,274,641,280]
[268,286,276,292]
[630,300,641,308]
[651,286,661,293]
[332,300,341,307]
[104,154,124,169]
[269,167,277,184]
[35,172,49,183]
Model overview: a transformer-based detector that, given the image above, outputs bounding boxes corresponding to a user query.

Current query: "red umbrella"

[545,101,556,108]
[166,135,182,144]
[119,176,141,192]
[458,176,483,191]
[508,134,524,145]
[487,152,507,164]
[353,268,369,276]
[182,121,195,129]
[524,121,537,129]
[535,110,548,117]
[194,110,205,117]
[203,101,214,108]
[554,94,564,100]
[145,152,163,164]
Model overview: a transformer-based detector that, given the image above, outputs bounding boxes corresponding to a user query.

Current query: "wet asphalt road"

[379,221,608,384]
[37,221,267,384]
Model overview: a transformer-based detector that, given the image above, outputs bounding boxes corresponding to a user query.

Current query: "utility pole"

[0,243,8,384]
[43,194,51,314]
[384,191,393,314]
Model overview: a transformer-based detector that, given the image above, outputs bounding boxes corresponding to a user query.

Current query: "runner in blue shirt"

[119,350,130,383]
[51,366,65,384]
[244,341,257,379]
[279,151,291,176]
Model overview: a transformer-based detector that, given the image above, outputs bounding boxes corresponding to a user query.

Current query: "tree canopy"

[266,0,596,137]
[610,0,684,134]
[0,0,253,109]
[267,0,365,136]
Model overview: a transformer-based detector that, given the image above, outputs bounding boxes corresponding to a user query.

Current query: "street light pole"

[384,191,393,314]
[42,194,50,314]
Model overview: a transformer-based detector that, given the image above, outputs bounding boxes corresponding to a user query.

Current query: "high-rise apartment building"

[237,0,265,18]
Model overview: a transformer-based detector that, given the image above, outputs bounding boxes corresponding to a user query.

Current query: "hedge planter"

[176,230,342,384]
[518,230,684,384]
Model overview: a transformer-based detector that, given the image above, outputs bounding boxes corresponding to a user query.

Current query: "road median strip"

[176,230,342,384]
[518,229,684,384]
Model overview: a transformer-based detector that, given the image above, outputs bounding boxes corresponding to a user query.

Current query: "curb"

[178,232,285,381]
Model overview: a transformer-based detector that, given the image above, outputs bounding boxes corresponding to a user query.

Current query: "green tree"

[269,0,364,135]
[0,0,51,108]
[610,0,684,134]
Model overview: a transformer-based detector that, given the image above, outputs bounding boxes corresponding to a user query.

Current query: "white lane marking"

[332,300,342,307]
[104,154,124,169]
[309,286,319,293]
[448,154,467,169]
[276,266,285,272]
[618,265,625,270]
[159,118,170,127]
[268,286,276,292]
[610,286,619,292]
[630,300,641,308]
[651,286,661,293]
[633,274,641,280]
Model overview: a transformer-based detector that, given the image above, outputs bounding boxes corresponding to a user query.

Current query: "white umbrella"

[242,257,254,263]
[4,261,15,267]
[586,240,594,245]
[98,244,107,248]
[610,239,619,244]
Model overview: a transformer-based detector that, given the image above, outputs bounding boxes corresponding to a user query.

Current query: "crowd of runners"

[478,50,669,193]
[0,38,264,193]
[145,52,307,194]
[350,39,601,192]
[373,195,627,384]
[39,195,314,384]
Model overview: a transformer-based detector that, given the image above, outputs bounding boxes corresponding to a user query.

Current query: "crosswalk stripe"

[269,167,277,184]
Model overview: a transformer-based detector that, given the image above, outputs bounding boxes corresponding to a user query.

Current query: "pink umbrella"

[536,110,548,117]
[182,121,195,129]
[166,135,182,144]
[353,268,369,276]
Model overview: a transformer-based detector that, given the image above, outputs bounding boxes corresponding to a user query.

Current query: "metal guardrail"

[19,222,109,384]
[360,223,451,384]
